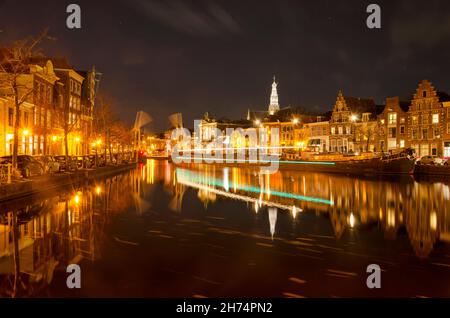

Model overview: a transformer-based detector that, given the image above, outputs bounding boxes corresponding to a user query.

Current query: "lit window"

[331,127,335,135]
[380,119,385,125]
[388,113,397,125]
[338,126,343,135]
[400,140,405,148]
[432,113,439,124]
[412,116,418,125]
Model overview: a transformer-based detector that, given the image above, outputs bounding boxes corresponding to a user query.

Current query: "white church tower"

[268,76,279,115]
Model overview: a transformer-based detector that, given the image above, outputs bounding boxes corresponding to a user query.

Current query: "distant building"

[268,76,280,115]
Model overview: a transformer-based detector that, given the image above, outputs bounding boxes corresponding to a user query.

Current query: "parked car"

[0,155,44,178]
[416,155,445,165]
[74,156,91,169]
[86,155,96,168]
[34,155,60,174]
[54,155,78,171]
[97,155,106,167]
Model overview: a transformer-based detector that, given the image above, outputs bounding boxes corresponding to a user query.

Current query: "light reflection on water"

[0,160,450,297]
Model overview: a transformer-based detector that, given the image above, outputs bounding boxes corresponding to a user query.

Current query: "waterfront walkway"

[0,162,137,203]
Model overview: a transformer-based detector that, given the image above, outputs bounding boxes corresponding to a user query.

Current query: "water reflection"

[174,164,450,259]
[0,160,449,297]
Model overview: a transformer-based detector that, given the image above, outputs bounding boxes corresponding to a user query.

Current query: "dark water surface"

[1,160,450,297]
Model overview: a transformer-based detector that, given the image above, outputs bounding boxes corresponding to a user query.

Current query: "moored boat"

[172,149,416,175]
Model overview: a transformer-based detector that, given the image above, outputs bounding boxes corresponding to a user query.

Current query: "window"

[346,126,351,134]
[432,113,439,124]
[422,129,428,140]
[400,117,405,123]
[412,129,418,140]
[400,126,405,134]
[331,127,335,135]
[338,126,343,135]
[400,140,405,148]
[8,108,14,126]
[422,115,428,125]
[388,127,397,138]
[412,116,418,125]
[362,113,370,122]
[388,113,397,125]
[434,128,440,139]
[388,139,396,149]
[423,91,427,97]
[380,119,385,125]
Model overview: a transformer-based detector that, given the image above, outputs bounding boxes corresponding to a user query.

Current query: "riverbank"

[0,162,137,203]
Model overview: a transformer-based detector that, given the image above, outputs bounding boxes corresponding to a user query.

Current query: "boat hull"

[278,157,415,175]
[173,157,416,175]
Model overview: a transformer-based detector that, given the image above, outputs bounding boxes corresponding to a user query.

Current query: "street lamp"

[350,114,358,122]
[23,129,30,154]
[254,119,261,126]
[292,118,299,125]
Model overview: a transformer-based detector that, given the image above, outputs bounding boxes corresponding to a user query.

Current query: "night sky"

[1,0,450,131]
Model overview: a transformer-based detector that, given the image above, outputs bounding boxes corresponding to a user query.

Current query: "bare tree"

[94,96,115,162]
[0,29,49,168]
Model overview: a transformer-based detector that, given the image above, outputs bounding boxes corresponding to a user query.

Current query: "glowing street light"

[292,118,299,125]
[254,119,261,126]
[23,129,29,136]
[350,114,358,122]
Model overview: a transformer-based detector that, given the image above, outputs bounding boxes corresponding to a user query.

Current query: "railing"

[0,163,12,184]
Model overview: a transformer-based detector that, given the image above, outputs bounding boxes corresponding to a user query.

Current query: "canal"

[1,160,450,297]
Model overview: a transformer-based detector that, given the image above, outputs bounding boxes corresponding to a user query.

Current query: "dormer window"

[423,91,427,98]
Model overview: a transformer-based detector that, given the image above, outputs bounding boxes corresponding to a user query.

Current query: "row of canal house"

[311,79,450,157]
[194,79,450,158]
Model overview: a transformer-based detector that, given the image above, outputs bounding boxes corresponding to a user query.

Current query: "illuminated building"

[268,76,280,115]
[377,96,409,152]
[408,80,450,156]
[0,59,59,156]
[329,90,379,153]
[304,117,329,153]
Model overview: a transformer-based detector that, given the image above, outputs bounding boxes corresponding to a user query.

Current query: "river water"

[1,160,450,297]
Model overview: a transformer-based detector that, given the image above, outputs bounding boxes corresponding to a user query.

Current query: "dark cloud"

[134,0,240,37]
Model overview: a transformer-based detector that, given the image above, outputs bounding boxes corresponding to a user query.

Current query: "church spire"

[268,76,279,115]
